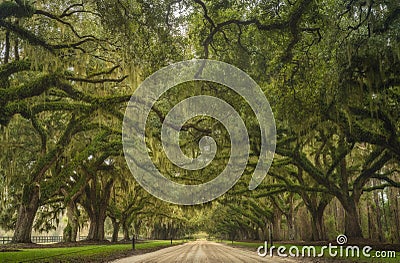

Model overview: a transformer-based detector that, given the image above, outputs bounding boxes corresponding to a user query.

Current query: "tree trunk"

[367,201,372,239]
[392,188,400,243]
[133,219,141,240]
[309,198,330,241]
[81,177,114,241]
[87,206,107,241]
[339,157,363,239]
[310,208,325,241]
[111,217,120,243]
[122,221,130,241]
[12,185,39,243]
[380,190,389,240]
[343,197,363,238]
[64,201,79,242]
[373,187,383,241]
[272,213,282,240]
[286,214,295,241]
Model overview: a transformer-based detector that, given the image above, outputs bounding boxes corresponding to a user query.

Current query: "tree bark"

[64,201,79,242]
[343,197,363,238]
[122,220,130,241]
[340,156,363,239]
[81,176,114,241]
[87,206,107,241]
[286,214,295,241]
[111,217,120,243]
[309,197,330,241]
[12,185,39,243]
[393,188,400,243]
[272,210,282,240]
[310,208,325,241]
[373,188,384,241]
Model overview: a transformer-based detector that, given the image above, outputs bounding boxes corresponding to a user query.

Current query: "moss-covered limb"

[373,6,400,34]
[0,18,95,53]
[348,106,400,157]
[276,147,344,198]
[0,100,92,126]
[95,95,131,110]
[57,82,94,102]
[34,9,98,41]
[51,38,94,50]
[252,187,287,198]
[2,75,126,115]
[329,108,398,155]
[66,75,128,84]
[47,88,70,98]
[348,106,397,140]
[276,136,297,147]
[276,147,324,185]
[107,107,125,121]
[80,122,122,136]
[0,19,52,51]
[58,83,128,107]
[351,118,400,157]
[31,115,47,153]
[0,101,31,125]
[245,198,273,219]
[1,74,61,102]
[31,102,92,115]
[87,65,120,78]
[364,147,386,168]
[268,169,296,188]
[372,174,400,188]
[256,181,330,198]
[0,0,35,19]
[228,203,265,228]
[97,140,122,157]
[272,157,292,167]
[0,60,31,80]
[326,142,355,177]
[40,131,122,200]
[362,183,393,192]
[353,150,394,191]
[64,174,91,203]
[30,115,83,183]
[197,0,313,60]
[40,131,114,202]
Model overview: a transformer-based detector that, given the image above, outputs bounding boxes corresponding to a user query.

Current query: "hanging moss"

[2,74,61,102]
[0,1,35,20]
[0,60,31,79]
[21,183,35,204]
[63,223,72,242]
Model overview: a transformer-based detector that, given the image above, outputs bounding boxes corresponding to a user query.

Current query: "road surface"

[113,240,302,263]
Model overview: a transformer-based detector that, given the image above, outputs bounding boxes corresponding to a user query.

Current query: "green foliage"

[0,0,35,20]
[0,0,399,244]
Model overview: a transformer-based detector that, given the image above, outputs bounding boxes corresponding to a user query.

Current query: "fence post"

[132,236,135,250]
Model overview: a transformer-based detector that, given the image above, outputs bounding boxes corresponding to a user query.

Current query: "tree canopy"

[0,0,399,244]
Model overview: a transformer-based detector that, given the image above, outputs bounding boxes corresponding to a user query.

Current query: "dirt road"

[113,240,301,263]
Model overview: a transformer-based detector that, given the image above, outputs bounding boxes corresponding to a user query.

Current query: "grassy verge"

[222,241,399,263]
[0,240,184,263]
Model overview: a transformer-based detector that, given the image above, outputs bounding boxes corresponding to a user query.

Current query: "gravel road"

[113,240,303,263]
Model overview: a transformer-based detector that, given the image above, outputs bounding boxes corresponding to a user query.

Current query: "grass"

[0,240,183,263]
[223,240,399,263]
